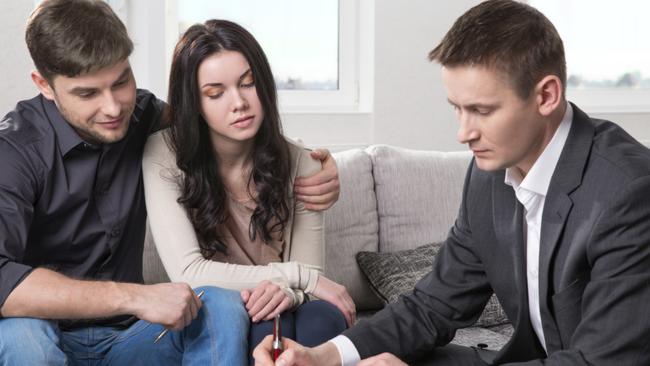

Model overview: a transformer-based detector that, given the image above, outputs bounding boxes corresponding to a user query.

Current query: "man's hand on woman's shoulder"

[294,149,340,211]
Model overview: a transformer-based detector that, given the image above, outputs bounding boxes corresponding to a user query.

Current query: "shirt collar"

[41,95,96,156]
[504,103,573,197]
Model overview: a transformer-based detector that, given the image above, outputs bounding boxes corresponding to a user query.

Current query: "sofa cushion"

[367,145,472,253]
[356,243,509,328]
[325,149,383,310]
[452,327,510,351]
[356,243,439,303]
[142,220,170,284]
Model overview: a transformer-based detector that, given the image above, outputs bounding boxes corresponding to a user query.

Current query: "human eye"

[113,78,129,88]
[76,90,97,99]
[208,92,224,100]
[473,107,493,116]
[203,88,223,99]
[240,74,255,88]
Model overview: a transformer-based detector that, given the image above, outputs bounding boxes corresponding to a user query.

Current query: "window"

[125,0,372,113]
[529,0,650,113]
[177,1,338,92]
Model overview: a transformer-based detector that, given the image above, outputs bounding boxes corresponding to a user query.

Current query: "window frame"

[567,89,650,114]
[125,0,373,114]
[525,0,650,114]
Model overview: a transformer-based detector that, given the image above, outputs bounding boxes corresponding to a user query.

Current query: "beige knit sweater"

[142,130,323,305]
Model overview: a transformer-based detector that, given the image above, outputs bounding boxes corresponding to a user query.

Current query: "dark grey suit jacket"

[345,104,650,365]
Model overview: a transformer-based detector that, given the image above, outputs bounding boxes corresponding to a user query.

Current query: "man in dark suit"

[253,0,650,365]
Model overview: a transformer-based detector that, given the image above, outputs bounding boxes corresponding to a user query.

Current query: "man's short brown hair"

[429,0,566,99]
[25,0,133,83]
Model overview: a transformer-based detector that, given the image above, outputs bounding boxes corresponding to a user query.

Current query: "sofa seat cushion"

[451,327,510,351]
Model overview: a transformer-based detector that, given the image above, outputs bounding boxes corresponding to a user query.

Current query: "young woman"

[142,19,354,362]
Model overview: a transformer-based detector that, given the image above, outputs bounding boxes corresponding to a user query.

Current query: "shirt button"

[109,228,121,237]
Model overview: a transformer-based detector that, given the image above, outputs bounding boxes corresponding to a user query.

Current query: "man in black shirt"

[0,0,340,364]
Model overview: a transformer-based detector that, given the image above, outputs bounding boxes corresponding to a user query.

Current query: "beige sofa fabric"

[324,149,383,310]
[368,145,472,253]
[142,221,170,284]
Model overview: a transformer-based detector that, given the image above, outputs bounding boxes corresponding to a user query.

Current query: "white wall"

[372,0,479,151]
[2,1,649,150]
[0,1,37,114]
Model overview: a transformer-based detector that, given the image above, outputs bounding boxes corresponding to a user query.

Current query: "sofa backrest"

[369,145,472,252]
[323,146,472,310]
[323,149,383,309]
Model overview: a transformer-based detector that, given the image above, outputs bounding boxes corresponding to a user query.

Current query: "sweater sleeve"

[142,130,320,291]
[283,139,325,294]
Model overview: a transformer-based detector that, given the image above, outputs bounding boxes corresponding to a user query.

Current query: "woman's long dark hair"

[166,19,291,257]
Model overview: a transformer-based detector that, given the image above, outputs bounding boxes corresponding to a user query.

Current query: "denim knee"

[0,318,66,365]
[194,286,248,323]
[194,286,249,328]
[188,286,249,365]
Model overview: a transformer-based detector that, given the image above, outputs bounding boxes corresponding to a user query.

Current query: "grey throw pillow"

[356,243,508,327]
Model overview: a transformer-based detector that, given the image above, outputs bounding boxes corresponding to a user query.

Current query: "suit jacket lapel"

[492,171,526,302]
[538,193,572,351]
[492,172,534,328]
[492,173,546,362]
[538,103,594,351]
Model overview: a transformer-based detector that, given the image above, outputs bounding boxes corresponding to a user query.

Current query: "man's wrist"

[311,342,343,366]
[328,335,361,366]
[112,282,142,315]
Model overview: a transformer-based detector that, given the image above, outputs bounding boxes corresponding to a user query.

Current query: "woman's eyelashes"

[204,80,254,100]
[241,74,255,88]
[204,87,224,100]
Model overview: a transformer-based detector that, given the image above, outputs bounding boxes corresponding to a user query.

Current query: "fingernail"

[277,360,286,366]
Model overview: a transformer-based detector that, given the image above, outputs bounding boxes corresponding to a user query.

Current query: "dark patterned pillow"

[356,243,508,327]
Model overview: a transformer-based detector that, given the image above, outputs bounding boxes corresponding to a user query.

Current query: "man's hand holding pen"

[155,290,205,343]
[253,336,340,366]
[123,282,203,331]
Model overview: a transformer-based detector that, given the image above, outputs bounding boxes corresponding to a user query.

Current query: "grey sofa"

[142,144,512,351]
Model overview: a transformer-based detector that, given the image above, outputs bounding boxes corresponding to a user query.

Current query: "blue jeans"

[248,300,346,365]
[0,286,249,366]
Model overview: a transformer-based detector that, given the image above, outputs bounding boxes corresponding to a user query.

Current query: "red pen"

[272,314,283,360]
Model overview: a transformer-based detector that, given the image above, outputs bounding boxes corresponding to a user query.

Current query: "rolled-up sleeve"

[0,138,37,312]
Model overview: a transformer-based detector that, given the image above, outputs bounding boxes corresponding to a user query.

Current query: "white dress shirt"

[504,103,573,352]
[331,104,573,364]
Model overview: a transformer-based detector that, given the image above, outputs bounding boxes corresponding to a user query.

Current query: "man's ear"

[535,75,563,117]
[31,71,56,101]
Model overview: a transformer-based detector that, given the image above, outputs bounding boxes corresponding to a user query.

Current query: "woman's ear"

[31,71,56,101]
[535,75,563,117]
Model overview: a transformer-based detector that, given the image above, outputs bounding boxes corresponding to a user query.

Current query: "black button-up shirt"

[0,90,164,320]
